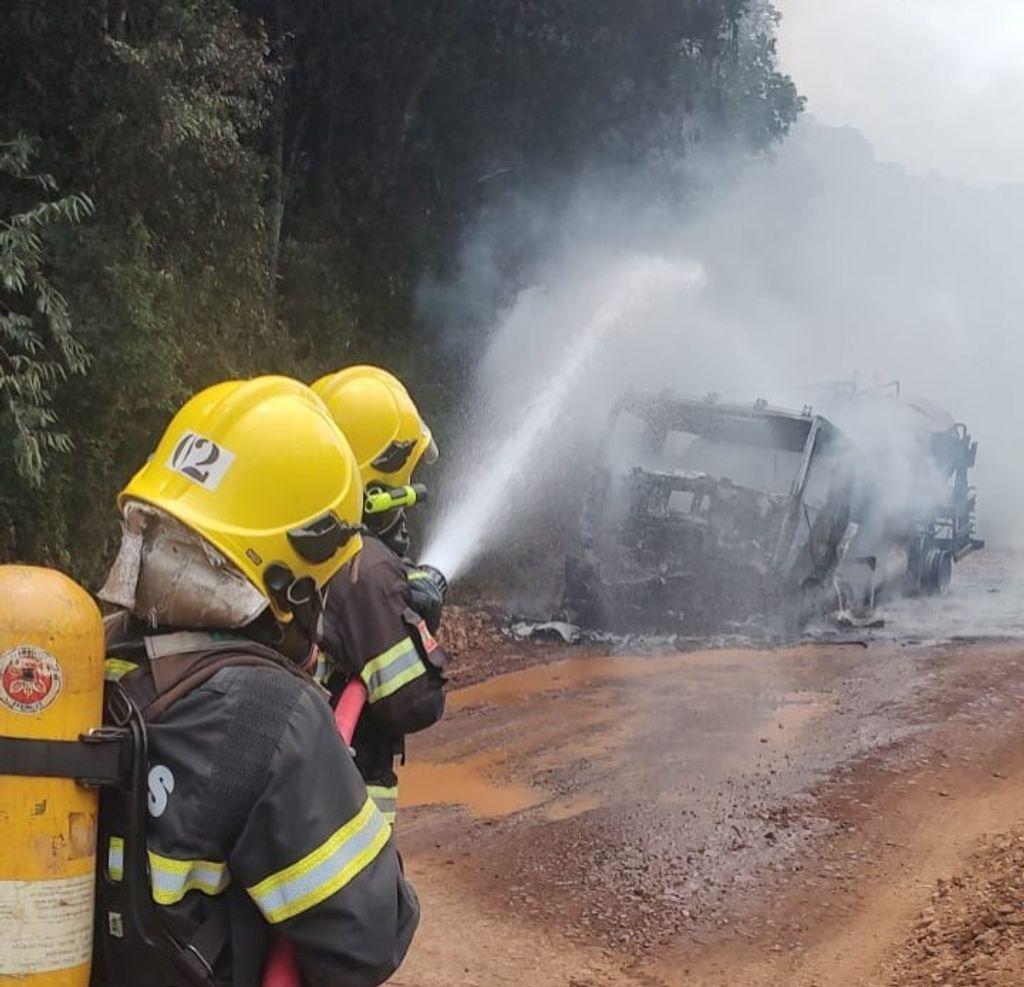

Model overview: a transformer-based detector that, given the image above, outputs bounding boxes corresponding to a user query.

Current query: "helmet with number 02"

[312,365,438,490]
[119,376,363,620]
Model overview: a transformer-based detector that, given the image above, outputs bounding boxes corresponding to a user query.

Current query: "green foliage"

[0,0,277,577]
[0,137,93,482]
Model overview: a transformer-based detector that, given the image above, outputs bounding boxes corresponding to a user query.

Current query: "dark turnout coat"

[94,629,419,987]
[318,535,449,825]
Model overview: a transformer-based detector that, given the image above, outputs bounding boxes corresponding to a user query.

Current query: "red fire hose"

[333,679,370,748]
[261,676,368,987]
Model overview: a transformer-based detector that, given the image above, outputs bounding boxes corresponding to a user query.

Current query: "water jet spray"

[421,255,706,582]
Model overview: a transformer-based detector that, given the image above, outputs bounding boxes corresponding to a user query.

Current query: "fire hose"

[261,676,368,987]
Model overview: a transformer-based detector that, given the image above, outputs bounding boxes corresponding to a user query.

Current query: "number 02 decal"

[168,431,235,490]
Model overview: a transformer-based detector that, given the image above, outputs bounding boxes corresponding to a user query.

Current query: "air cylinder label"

[0,873,94,973]
[0,645,62,714]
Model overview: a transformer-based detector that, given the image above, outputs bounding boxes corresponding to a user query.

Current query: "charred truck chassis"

[563,393,855,634]
[563,391,983,635]
[836,416,984,614]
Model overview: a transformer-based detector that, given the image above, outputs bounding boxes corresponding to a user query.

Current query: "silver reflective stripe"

[247,798,391,924]
[312,650,329,686]
[148,851,230,905]
[359,638,425,704]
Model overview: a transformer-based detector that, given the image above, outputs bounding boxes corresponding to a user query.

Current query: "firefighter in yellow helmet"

[311,366,449,828]
[314,364,438,556]
[93,376,419,987]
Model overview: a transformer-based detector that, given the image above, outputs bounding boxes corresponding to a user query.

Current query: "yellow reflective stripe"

[105,658,138,681]
[247,797,391,925]
[108,837,124,882]
[148,850,230,905]
[359,637,426,704]
[406,571,432,582]
[366,784,398,825]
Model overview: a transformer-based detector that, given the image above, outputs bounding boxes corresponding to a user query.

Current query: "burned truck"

[827,382,984,617]
[562,390,982,635]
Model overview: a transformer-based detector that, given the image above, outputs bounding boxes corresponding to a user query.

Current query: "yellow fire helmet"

[119,375,363,621]
[312,365,438,489]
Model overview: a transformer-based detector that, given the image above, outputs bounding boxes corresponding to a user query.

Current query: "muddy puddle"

[399,755,612,822]
[447,648,792,713]
[400,754,544,818]
[403,649,837,823]
[448,654,676,711]
[402,655,665,820]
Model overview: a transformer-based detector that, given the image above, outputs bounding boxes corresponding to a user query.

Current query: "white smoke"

[421,116,1024,591]
[778,0,1024,187]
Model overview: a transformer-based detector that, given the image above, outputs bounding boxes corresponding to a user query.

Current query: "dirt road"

[391,554,1024,986]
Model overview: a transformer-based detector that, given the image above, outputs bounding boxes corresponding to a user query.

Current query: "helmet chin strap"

[264,565,328,650]
[369,510,410,558]
[368,506,403,535]
[290,576,327,642]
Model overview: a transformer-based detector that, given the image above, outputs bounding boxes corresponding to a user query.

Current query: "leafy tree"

[0,137,93,482]
[0,0,276,577]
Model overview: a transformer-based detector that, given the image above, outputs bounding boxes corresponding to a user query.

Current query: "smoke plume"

[420,117,1024,594]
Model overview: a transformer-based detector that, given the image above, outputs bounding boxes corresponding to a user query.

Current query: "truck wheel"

[922,549,953,596]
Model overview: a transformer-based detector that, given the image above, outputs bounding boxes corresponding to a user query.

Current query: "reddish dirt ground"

[389,555,1024,987]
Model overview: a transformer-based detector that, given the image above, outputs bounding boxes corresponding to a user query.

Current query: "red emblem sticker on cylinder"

[0,645,62,714]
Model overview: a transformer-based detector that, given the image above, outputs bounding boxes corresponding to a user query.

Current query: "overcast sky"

[776,0,1024,187]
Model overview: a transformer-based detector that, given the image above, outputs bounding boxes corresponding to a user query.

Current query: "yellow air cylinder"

[0,565,105,986]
